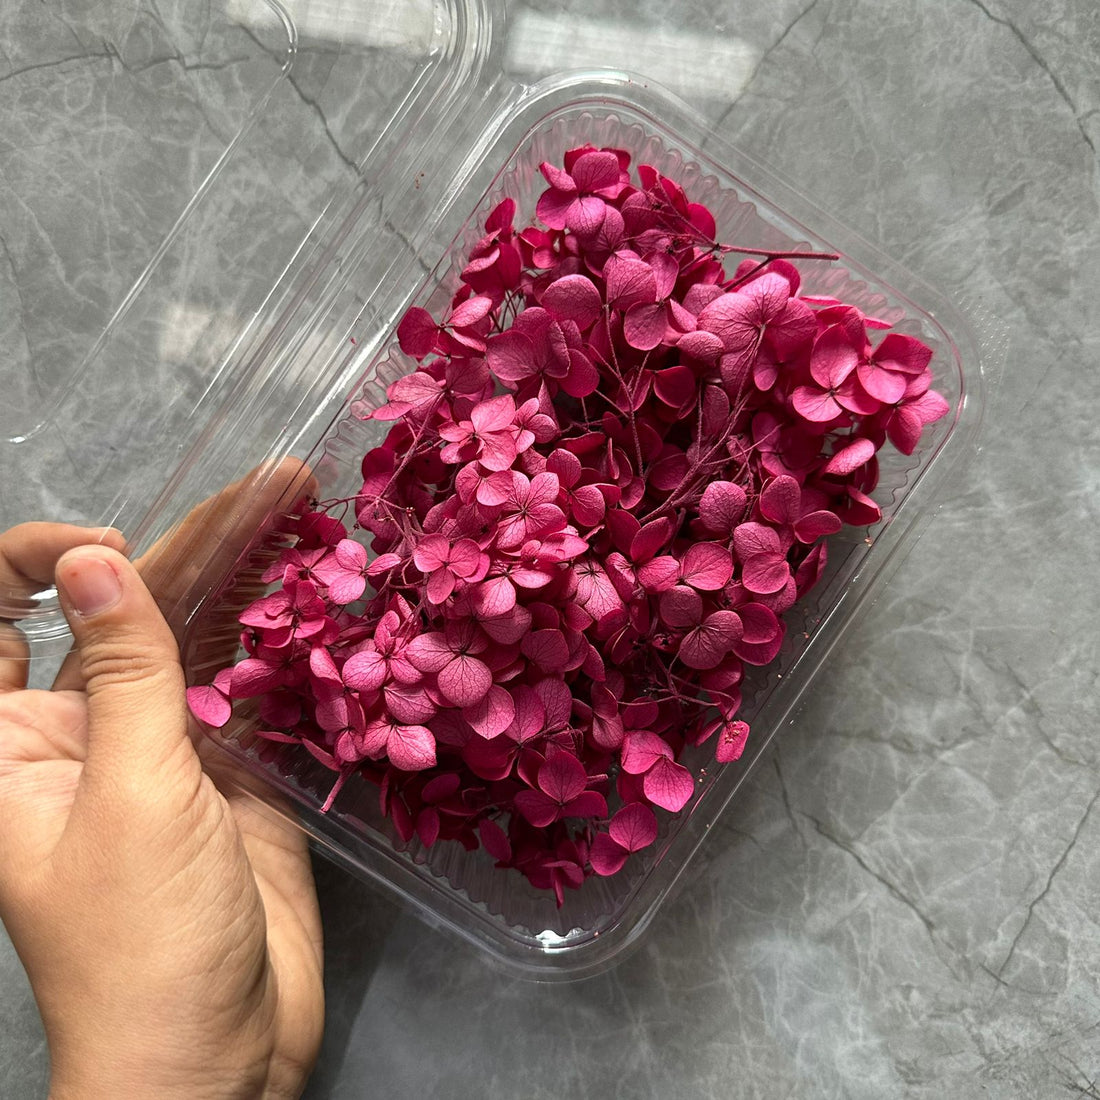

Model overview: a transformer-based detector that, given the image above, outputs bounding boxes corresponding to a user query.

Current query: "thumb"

[55,546,195,790]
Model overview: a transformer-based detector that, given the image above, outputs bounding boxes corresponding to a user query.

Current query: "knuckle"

[80,642,181,695]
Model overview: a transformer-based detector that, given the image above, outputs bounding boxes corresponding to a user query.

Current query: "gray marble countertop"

[2,1,1099,1097]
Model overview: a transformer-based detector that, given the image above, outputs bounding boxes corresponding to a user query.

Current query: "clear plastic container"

[4,1,986,979]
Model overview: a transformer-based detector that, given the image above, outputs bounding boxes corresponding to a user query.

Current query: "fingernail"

[59,554,123,617]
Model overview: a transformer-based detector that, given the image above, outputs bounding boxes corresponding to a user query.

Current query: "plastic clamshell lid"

[2,0,490,644]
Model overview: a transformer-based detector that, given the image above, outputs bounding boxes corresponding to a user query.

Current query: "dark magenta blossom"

[513,747,608,827]
[589,803,659,876]
[190,144,949,903]
[733,522,793,595]
[439,394,526,471]
[535,148,629,237]
[412,534,488,604]
[406,622,493,707]
[494,471,566,549]
[619,731,695,813]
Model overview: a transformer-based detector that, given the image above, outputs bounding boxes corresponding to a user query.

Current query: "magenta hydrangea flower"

[188,144,949,905]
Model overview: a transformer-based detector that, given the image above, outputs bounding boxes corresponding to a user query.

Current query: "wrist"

[47,1042,271,1100]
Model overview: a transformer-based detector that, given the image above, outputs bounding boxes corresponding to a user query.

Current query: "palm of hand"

[0,464,323,1100]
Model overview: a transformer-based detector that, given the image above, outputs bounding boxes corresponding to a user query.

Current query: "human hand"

[0,462,324,1100]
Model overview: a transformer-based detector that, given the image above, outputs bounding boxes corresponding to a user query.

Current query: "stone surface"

[2,0,1099,1097]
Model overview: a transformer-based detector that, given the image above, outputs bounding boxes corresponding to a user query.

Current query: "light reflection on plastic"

[506,10,760,103]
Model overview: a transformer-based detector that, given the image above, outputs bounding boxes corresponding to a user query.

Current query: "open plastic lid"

[3,0,511,651]
[7,0,827,659]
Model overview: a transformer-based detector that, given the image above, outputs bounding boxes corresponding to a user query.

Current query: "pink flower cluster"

[188,145,949,904]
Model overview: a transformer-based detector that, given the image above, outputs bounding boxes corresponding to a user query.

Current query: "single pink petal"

[630,517,673,562]
[697,291,758,352]
[735,631,786,664]
[570,150,621,191]
[659,585,704,629]
[822,437,877,476]
[405,631,455,673]
[791,385,843,423]
[425,568,457,605]
[560,353,601,398]
[769,297,817,355]
[609,803,659,851]
[396,306,438,359]
[562,790,608,820]
[637,555,680,593]
[873,333,932,374]
[737,602,780,644]
[522,629,570,672]
[470,393,516,434]
[715,720,751,764]
[535,186,574,231]
[648,449,690,493]
[794,541,829,595]
[412,533,451,573]
[857,360,908,404]
[698,481,747,535]
[366,552,402,578]
[810,325,859,388]
[888,406,925,454]
[793,509,842,543]
[487,329,537,382]
[643,757,695,812]
[759,476,802,526]
[741,555,790,596]
[301,738,341,771]
[546,447,582,487]
[680,543,734,591]
[589,834,629,876]
[229,658,285,697]
[653,366,696,410]
[590,707,624,750]
[538,749,588,804]
[571,484,606,527]
[836,375,883,416]
[474,576,517,617]
[514,788,561,828]
[384,683,437,724]
[387,724,437,771]
[449,295,493,328]
[253,729,299,744]
[605,253,657,309]
[574,558,625,621]
[437,653,492,707]
[186,684,232,727]
[479,818,512,862]
[328,572,367,605]
[416,807,440,848]
[677,329,724,366]
[566,195,609,238]
[733,522,782,561]
[621,730,673,775]
[624,301,668,351]
[542,274,603,329]
[309,646,341,687]
[463,684,516,739]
